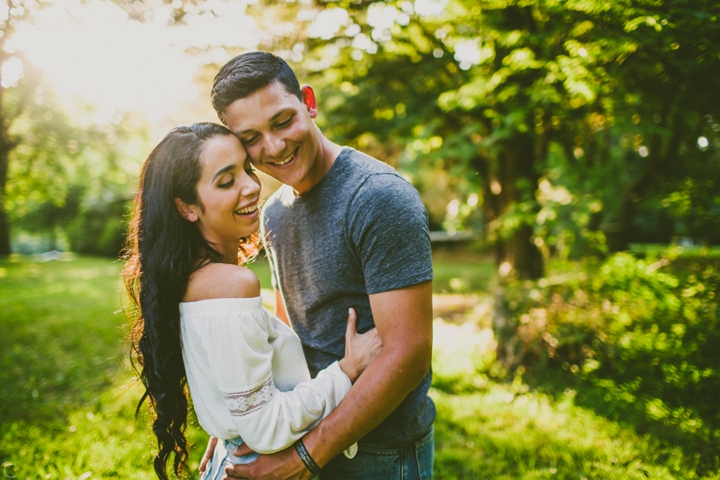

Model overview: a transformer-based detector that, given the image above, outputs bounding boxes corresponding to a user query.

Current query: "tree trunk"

[0,147,10,256]
[478,133,544,279]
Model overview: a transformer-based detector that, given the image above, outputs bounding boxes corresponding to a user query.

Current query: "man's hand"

[223,445,312,480]
[199,437,218,474]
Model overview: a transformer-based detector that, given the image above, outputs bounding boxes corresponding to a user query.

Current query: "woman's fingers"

[199,436,218,473]
[345,307,357,339]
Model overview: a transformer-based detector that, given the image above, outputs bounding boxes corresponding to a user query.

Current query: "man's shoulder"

[262,184,292,212]
[341,148,399,178]
[339,148,416,196]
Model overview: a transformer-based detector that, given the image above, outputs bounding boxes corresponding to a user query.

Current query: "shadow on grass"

[431,386,681,480]
[523,369,720,478]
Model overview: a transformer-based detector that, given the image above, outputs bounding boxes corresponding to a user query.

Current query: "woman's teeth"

[235,205,258,215]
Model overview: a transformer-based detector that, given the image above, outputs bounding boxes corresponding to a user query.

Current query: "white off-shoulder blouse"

[180,296,352,454]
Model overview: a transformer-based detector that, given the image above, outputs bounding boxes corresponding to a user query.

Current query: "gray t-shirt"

[261,147,435,446]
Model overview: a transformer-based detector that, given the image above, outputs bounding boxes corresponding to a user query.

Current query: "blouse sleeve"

[190,308,352,453]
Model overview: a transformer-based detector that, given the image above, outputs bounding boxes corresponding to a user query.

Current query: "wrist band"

[294,438,320,475]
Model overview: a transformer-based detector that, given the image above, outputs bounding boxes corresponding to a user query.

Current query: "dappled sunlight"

[431,386,680,479]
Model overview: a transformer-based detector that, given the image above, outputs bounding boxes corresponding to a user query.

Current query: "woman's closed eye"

[218,177,235,189]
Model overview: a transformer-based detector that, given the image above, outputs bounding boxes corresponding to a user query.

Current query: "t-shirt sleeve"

[190,309,352,453]
[347,173,434,294]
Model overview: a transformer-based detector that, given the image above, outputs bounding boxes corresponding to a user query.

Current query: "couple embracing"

[124,51,435,480]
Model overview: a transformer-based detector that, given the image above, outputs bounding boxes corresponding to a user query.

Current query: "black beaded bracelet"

[294,438,320,475]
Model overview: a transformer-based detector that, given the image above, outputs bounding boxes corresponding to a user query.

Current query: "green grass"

[431,250,497,294]
[2,255,716,479]
[431,318,720,479]
[0,255,206,479]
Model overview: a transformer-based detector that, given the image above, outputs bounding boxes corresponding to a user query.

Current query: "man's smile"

[267,148,299,168]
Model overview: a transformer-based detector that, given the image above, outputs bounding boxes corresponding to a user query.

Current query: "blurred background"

[1,0,719,478]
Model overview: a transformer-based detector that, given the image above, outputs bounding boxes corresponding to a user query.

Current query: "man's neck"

[293,134,343,196]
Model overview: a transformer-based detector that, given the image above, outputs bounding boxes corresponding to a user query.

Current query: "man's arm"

[305,280,433,461]
[225,280,433,479]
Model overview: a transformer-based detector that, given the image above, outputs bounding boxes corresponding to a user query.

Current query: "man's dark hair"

[211,51,302,123]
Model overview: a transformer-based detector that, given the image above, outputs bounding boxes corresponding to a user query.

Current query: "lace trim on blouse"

[221,377,275,418]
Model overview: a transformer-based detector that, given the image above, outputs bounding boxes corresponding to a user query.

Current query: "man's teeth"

[274,150,296,166]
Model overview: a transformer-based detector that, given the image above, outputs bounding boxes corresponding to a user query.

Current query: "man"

[211,51,435,479]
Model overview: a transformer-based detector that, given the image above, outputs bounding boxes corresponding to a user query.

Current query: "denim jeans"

[319,426,434,480]
[200,437,259,480]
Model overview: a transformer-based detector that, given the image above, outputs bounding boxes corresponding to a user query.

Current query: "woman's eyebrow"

[212,164,236,182]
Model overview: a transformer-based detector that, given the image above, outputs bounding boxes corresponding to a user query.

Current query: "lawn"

[0,255,715,479]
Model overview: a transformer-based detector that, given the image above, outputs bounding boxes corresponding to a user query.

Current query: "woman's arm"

[188,265,380,454]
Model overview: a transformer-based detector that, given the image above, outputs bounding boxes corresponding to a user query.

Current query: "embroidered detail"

[221,378,274,417]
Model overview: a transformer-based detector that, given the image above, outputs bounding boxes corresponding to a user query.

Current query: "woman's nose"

[239,172,261,197]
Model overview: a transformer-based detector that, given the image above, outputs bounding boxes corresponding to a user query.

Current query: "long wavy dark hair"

[122,123,259,479]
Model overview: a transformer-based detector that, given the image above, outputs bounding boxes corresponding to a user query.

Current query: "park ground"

[1,253,718,479]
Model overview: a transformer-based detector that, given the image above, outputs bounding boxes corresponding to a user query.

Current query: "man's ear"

[175,198,199,222]
[301,85,318,118]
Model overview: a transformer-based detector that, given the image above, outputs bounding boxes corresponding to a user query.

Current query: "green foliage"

[496,252,720,475]
[3,59,149,255]
[264,0,720,275]
[66,199,131,257]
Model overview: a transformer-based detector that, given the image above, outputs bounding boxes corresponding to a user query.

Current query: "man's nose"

[263,134,285,157]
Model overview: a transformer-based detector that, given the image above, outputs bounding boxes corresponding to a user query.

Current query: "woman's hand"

[199,436,217,474]
[339,308,383,383]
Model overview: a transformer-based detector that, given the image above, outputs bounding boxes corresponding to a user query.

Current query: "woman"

[123,123,382,480]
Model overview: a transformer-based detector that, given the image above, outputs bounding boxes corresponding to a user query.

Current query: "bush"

[66,200,130,257]
[495,253,720,475]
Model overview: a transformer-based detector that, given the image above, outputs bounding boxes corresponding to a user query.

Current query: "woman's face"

[187,134,261,248]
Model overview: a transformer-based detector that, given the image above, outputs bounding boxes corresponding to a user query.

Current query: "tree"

[267,0,720,276]
[0,0,37,255]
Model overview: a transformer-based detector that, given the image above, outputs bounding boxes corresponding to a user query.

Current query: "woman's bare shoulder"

[183,263,261,302]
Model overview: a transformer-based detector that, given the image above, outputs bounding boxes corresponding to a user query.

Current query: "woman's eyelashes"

[217,166,255,188]
[218,177,234,189]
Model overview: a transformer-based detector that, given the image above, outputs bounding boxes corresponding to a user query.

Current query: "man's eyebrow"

[212,164,236,182]
[236,108,294,135]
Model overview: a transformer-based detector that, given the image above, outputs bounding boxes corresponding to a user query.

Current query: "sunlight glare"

[1,57,23,88]
[14,0,260,124]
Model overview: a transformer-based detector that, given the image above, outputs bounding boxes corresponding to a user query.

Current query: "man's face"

[222,81,323,195]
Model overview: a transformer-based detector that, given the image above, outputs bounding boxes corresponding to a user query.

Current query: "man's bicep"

[368,281,433,350]
[349,175,433,294]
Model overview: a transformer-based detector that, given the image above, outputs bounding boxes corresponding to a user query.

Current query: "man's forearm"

[301,340,431,466]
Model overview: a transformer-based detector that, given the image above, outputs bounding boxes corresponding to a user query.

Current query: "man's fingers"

[224,463,250,479]
[199,437,218,473]
[232,442,255,457]
[345,307,357,337]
